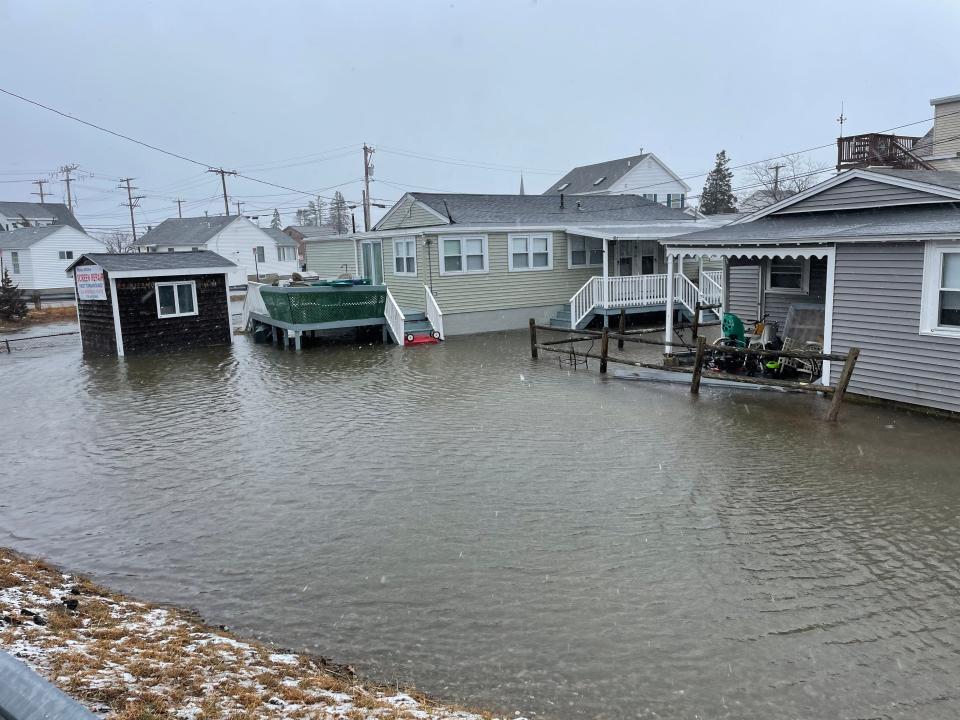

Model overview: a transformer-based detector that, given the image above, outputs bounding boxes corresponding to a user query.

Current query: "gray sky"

[1,0,958,232]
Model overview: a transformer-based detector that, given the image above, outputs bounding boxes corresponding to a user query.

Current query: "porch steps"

[549,308,572,329]
[402,310,440,345]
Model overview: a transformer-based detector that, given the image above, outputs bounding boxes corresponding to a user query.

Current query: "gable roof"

[733,168,960,223]
[0,224,71,249]
[0,201,84,231]
[405,192,693,225]
[261,227,298,247]
[66,250,235,274]
[543,154,649,194]
[134,216,238,247]
[285,225,340,239]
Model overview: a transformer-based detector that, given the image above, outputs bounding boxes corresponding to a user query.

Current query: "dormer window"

[593,177,606,186]
[557,183,570,192]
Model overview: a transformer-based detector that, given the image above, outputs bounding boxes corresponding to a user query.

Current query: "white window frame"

[58,250,74,260]
[155,280,199,319]
[508,233,553,272]
[568,236,604,269]
[765,257,809,294]
[11,251,20,274]
[642,193,658,203]
[392,237,418,276]
[439,234,488,276]
[276,246,296,262]
[254,246,266,263]
[666,194,685,209]
[920,241,960,338]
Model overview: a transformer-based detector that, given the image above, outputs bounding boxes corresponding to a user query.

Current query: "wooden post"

[825,347,860,421]
[600,327,609,374]
[617,308,626,350]
[690,336,706,394]
[691,302,701,342]
[529,318,538,359]
[3,339,9,354]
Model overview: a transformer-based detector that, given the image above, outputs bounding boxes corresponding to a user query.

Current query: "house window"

[440,235,487,275]
[11,251,20,274]
[666,194,685,209]
[920,244,960,337]
[277,246,296,262]
[155,281,198,318]
[255,246,266,263]
[642,193,658,203]
[393,238,417,275]
[509,234,552,271]
[58,250,74,260]
[766,257,808,293]
[569,237,603,267]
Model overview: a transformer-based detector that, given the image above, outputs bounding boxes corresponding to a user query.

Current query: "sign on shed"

[75,265,107,301]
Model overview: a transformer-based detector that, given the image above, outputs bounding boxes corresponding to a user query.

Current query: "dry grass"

[0,305,78,331]
[0,547,500,720]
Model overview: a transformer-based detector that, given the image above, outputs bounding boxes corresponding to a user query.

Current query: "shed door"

[727,265,762,323]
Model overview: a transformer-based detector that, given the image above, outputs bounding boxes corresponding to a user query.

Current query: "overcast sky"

[1,0,958,233]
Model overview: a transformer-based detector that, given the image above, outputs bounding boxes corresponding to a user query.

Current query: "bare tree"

[746,153,829,204]
[97,230,136,254]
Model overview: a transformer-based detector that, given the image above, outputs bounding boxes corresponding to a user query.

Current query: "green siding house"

[304,192,727,337]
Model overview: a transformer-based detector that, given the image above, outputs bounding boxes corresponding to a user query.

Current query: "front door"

[617,241,635,276]
[361,241,383,285]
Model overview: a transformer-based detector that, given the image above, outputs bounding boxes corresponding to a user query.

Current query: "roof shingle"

[67,250,235,273]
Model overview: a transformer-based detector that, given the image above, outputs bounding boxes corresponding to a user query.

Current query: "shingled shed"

[66,251,236,356]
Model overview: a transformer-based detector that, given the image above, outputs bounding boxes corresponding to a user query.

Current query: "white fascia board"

[105,266,236,279]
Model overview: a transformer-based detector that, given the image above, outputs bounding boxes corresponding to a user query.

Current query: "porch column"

[665,252,675,356]
[821,248,836,385]
[602,238,610,327]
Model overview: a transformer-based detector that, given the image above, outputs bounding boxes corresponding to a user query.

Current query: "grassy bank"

[0,548,498,720]
[0,305,77,332]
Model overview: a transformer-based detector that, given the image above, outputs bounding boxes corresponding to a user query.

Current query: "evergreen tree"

[315,199,326,227]
[699,150,737,215]
[306,200,319,226]
[270,209,282,230]
[328,191,350,234]
[0,268,28,320]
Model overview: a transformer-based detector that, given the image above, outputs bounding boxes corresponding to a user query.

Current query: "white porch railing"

[385,288,405,345]
[673,273,700,315]
[568,272,724,328]
[425,285,444,340]
[571,276,602,328]
[701,270,723,310]
[241,282,268,329]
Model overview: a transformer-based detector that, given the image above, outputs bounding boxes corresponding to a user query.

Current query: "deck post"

[664,253,675,356]
[602,238,610,327]
[529,318,538,359]
[617,308,626,350]
[825,347,860,422]
[691,302,701,341]
[600,327,609,374]
[293,330,302,351]
[690,336,706,394]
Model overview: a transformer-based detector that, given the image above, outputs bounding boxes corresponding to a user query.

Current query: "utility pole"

[362,144,374,231]
[175,198,184,218]
[118,178,144,241]
[771,163,785,200]
[31,179,48,203]
[59,164,80,211]
[235,201,244,217]
[207,168,237,216]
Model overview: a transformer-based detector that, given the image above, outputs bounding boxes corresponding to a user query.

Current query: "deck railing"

[673,273,700,316]
[385,289,405,345]
[836,133,931,171]
[571,276,601,328]
[606,274,668,309]
[424,285,445,340]
[700,270,723,309]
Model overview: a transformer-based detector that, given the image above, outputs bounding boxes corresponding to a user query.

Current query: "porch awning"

[566,223,704,241]
[662,244,834,260]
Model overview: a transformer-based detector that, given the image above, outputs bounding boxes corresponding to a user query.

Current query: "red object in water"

[406,334,439,345]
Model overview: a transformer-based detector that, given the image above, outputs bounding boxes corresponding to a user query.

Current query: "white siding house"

[134,216,299,286]
[543,153,691,209]
[0,225,105,292]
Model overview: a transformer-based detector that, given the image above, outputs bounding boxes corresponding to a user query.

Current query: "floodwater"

[2,327,959,719]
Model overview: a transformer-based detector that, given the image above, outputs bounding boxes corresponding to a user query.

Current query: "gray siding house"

[304,192,727,337]
[666,168,960,416]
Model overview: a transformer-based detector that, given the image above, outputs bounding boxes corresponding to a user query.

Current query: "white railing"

[571,276,602,328]
[241,282,268,329]
[606,274,669,308]
[424,285,444,340]
[385,288,406,345]
[701,270,723,309]
[673,273,700,315]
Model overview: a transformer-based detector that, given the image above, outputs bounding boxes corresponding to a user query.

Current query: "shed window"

[11,251,20,274]
[921,244,960,336]
[155,280,198,318]
[58,250,74,260]
[440,235,487,275]
[766,257,808,293]
[255,246,266,263]
[393,238,417,275]
[509,234,552,271]
[569,237,603,267]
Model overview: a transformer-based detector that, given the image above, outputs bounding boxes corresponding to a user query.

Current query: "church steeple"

[519,174,525,195]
